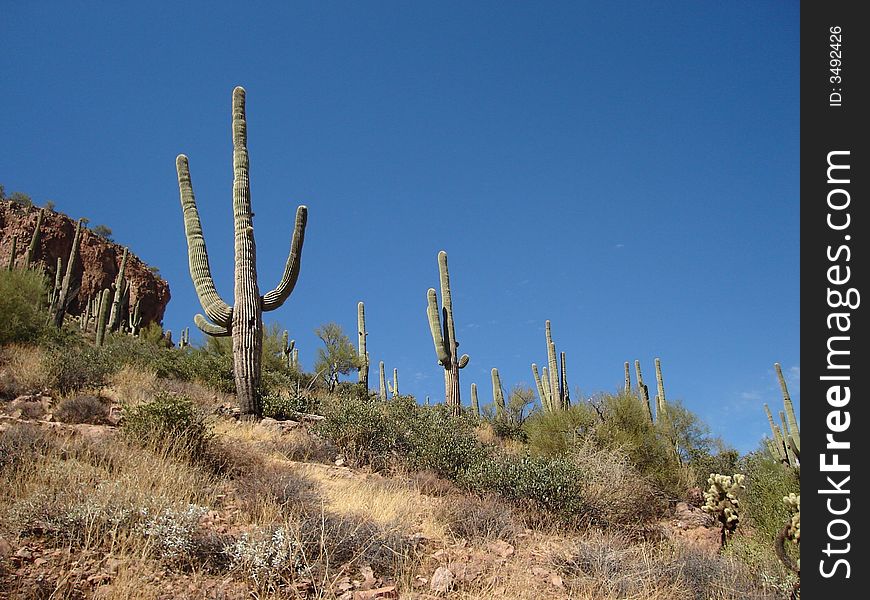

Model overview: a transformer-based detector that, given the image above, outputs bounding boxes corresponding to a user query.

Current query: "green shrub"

[490,416,528,442]
[0,268,48,345]
[122,392,212,459]
[41,343,114,395]
[262,392,319,420]
[524,404,597,456]
[739,451,799,542]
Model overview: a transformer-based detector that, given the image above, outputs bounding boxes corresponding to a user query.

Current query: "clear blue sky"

[1,1,799,453]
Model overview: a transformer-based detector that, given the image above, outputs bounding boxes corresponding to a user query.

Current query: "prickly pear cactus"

[701,473,745,548]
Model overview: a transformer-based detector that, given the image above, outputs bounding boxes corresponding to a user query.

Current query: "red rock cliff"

[0,201,170,327]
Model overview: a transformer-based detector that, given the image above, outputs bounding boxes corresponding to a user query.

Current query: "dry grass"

[103,364,160,407]
[0,343,50,397]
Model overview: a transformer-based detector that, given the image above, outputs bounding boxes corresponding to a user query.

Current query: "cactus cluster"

[175,86,308,417]
[764,363,800,471]
[631,360,654,423]
[48,218,84,327]
[531,321,570,412]
[701,473,745,548]
[426,251,469,416]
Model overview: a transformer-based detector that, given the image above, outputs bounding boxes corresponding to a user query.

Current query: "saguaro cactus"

[765,363,800,470]
[176,87,308,417]
[387,368,399,397]
[624,361,631,394]
[128,299,142,336]
[491,368,505,417]
[179,327,190,348]
[470,383,480,416]
[357,302,369,388]
[50,218,84,327]
[6,235,17,270]
[108,248,129,332]
[634,360,653,422]
[426,251,469,416]
[378,361,387,401]
[95,288,112,347]
[24,208,44,269]
[654,358,681,462]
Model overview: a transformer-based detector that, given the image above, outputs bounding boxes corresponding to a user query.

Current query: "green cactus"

[357,301,369,388]
[6,235,17,270]
[624,361,631,394]
[108,248,129,332]
[95,288,112,347]
[765,363,800,472]
[379,361,387,401]
[178,327,190,348]
[280,330,296,368]
[387,368,399,398]
[291,347,299,370]
[776,492,800,576]
[634,360,654,422]
[50,218,84,327]
[128,299,142,336]
[701,473,746,549]
[654,358,681,463]
[426,250,469,416]
[425,395,431,407]
[470,383,479,416]
[24,208,44,270]
[176,86,308,417]
[491,368,505,416]
[79,294,92,331]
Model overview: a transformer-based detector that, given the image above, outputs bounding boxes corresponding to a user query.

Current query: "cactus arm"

[545,321,560,409]
[541,367,552,411]
[457,354,469,368]
[426,288,449,364]
[176,154,233,327]
[635,360,654,422]
[560,351,570,408]
[764,403,786,461]
[261,205,308,310]
[195,313,231,337]
[531,363,548,411]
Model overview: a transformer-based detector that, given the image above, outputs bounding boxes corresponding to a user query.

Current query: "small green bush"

[262,392,318,420]
[0,269,49,345]
[122,392,212,459]
[42,343,114,395]
[524,404,597,456]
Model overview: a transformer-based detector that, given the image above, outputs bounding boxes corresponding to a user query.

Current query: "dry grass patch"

[0,343,50,397]
[103,364,159,406]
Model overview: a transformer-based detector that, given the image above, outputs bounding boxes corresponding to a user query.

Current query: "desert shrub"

[739,451,799,542]
[225,526,308,591]
[0,344,51,397]
[490,415,528,442]
[0,268,48,344]
[41,342,114,395]
[262,391,317,420]
[0,422,54,470]
[122,392,212,459]
[524,404,597,456]
[270,428,336,464]
[435,493,520,541]
[53,395,110,424]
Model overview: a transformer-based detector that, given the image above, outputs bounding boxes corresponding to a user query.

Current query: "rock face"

[0,201,170,327]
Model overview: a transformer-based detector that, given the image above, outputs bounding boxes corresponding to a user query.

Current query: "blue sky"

[1,1,799,453]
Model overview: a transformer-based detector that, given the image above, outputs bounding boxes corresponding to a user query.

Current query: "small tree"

[506,383,537,423]
[313,322,359,391]
[92,224,113,241]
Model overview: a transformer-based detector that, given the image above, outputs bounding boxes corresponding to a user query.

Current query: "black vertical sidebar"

[802,2,867,597]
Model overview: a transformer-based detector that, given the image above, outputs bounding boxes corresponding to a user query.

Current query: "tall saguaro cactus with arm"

[426,250,469,416]
[175,86,308,417]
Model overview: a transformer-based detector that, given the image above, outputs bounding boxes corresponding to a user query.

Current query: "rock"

[14,547,34,561]
[353,586,397,600]
[673,502,714,529]
[0,201,170,327]
[486,539,515,558]
[0,536,12,558]
[335,456,346,467]
[429,566,454,594]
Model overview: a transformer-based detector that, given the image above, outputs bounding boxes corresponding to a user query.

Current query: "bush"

[0,269,48,345]
[41,342,114,395]
[262,392,318,420]
[54,395,111,424]
[524,404,597,456]
[122,392,212,459]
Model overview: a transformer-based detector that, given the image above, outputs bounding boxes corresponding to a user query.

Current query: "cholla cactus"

[773,492,801,578]
[701,473,745,548]
[176,87,308,417]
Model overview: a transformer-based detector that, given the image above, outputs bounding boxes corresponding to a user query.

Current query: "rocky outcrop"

[0,201,170,327]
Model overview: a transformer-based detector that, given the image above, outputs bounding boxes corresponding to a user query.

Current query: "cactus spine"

[491,368,505,416]
[95,288,111,347]
[108,248,129,332]
[357,301,369,388]
[426,250,469,416]
[50,218,84,327]
[24,208,44,269]
[378,361,387,401]
[176,87,308,417]
[470,383,479,416]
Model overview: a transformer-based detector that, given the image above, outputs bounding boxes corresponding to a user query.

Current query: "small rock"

[0,536,12,558]
[14,548,34,561]
[429,566,454,594]
[335,456,346,467]
[353,585,398,599]
[486,540,514,558]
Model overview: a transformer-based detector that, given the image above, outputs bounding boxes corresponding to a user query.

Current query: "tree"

[313,322,359,391]
[8,191,33,207]
[506,383,537,423]
[92,224,113,241]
